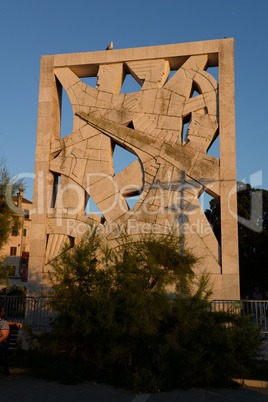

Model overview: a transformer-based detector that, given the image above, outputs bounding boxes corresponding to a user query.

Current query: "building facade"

[1,190,32,287]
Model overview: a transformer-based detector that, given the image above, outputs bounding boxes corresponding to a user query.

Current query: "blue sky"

[0,0,267,201]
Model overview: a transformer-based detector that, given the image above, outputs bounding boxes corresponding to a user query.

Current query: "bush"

[35,228,261,391]
[0,285,27,295]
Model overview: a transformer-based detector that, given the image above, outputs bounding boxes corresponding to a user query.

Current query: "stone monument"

[28,39,240,299]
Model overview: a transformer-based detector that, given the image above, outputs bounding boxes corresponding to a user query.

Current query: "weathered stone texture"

[28,40,239,299]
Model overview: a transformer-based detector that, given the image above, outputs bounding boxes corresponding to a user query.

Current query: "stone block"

[103,109,134,125]
[139,89,157,113]
[80,124,101,141]
[83,161,114,187]
[123,92,142,112]
[203,91,218,117]
[158,115,182,131]
[39,87,54,103]
[97,193,128,222]
[89,175,120,203]
[55,176,85,213]
[167,92,184,117]
[38,101,52,118]
[70,163,87,187]
[182,54,208,72]
[189,153,220,183]
[50,152,72,177]
[96,63,124,94]
[54,67,80,90]
[202,232,220,261]
[164,68,192,98]
[97,90,113,103]
[62,129,83,149]
[126,59,170,88]
[133,113,158,135]
[76,105,90,116]
[157,88,172,100]
[86,133,109,149]
[114,160,143,196]
[193,69,218,94]
[142,159,159,177]
[95,99,112,110]
[69,85,87,106]
[154,97,170,115]
[111,93,125,109]
[182,95,206,117]
[221,275,240,299]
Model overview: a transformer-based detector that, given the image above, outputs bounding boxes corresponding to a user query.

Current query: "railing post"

[211,299,268,334]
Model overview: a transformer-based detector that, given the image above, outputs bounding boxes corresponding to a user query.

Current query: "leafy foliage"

[205,183,268,296]
[0,161,25,285]
[0,161,25,249]
[34,229,262,391]
[0,284,27,295]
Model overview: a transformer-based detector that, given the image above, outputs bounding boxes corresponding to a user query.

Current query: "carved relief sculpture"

[28,40,240,299]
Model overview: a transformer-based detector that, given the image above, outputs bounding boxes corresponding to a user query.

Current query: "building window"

[10,247,17,256]
[11,227,17,236]
[24,210,30,219]
[23,228,27,237]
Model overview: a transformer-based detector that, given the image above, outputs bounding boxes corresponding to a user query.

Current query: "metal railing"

[211,300,268,333]
[1,296,268,333]
[0,295,55,330]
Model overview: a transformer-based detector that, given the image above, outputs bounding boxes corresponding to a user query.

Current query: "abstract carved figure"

[28,40,240,299]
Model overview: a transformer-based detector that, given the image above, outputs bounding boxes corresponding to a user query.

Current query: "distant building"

[1,190,32,287]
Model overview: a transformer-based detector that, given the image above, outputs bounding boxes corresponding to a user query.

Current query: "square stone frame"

[28,39,240,299]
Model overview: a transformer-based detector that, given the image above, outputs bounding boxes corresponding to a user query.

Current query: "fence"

[211,300,268,333]
[1,296,268,333]
[0,295,55,330]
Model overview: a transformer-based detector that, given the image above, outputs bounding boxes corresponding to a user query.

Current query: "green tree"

[36,228,261,391]
[205,183,268,296]
[0,161,25,284]
[47,229,198,357]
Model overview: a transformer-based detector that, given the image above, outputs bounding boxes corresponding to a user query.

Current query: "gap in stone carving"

[120,73,141,94]
[204,192,222,264]
[80,76,98,88]
[190,82,201,98]
[126,121,134,129]
[199,190,214,215]
[200,189,221,245]
[46,234,73,264]
[113,144,138,175]
[191,90,200,97]
[200,190,222,265]
[207,66,219,82]
[168,70,177,80]
[164,70,177,86]
[69,236,75,249]
[182,115,191,144]
[207,133,219,159]
[113,143,142,208]
[84,191,105,219]
[126,194,141,210]
[60,86,73,137]
[51,174,60,208]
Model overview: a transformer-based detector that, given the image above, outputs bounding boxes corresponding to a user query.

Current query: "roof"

[22,198,32,205]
